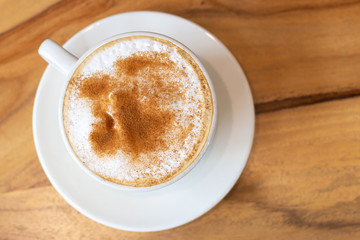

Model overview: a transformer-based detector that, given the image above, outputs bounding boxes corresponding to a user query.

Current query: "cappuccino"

[63,35,213,187]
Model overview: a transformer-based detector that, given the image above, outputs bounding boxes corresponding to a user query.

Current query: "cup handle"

[38,39,78,76]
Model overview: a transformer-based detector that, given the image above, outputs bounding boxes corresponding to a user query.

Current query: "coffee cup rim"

[58,31,218,192]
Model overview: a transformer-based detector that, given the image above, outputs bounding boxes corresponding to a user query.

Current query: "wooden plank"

[186,0,360,110]
[1,96,359,239]
[0,0,60,34]
[1,0,360,118]
[0,97,50,193]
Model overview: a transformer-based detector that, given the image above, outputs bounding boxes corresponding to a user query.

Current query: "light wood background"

[1,0,360,239]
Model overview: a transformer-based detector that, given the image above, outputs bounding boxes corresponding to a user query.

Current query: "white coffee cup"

[38,31,217,191]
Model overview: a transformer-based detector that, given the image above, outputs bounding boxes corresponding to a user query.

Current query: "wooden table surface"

[1,0,360,239]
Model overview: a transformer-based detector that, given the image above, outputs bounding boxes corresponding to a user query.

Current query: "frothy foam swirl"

[63,36,213,187]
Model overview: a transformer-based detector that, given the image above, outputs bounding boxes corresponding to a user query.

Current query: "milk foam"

[64,36,210,185]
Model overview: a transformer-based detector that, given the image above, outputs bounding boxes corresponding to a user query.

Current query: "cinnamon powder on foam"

[77,52,183,159]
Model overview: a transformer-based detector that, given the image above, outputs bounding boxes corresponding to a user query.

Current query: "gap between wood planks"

[255,89,360,114]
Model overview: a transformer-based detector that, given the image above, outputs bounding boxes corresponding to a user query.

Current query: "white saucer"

[33,11,255,232]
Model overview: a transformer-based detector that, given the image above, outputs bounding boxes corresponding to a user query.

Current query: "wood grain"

[1,96,359,239]
[0,0,360,238]
[1,0,360,113]
[0,0,60,33]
